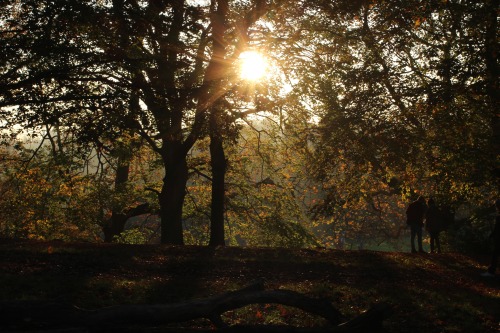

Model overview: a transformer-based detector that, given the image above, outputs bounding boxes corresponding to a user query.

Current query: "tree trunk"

[207,0,229,247]
[159,144,188,245]
[485,0,499,183]
[209,132,226,246]
[103,161,130,242]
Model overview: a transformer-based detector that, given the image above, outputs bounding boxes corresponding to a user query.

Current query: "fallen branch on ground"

[1,281,392,332]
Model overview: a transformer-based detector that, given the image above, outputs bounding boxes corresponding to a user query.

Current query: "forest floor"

[0,239,499,332]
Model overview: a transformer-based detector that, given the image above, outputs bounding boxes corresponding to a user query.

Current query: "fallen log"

[87,280,342,329]
[1,282,391,332]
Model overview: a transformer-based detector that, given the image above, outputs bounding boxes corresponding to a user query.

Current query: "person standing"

[481,199,500,277]
[425,198,442,253]
[406,196,427,253]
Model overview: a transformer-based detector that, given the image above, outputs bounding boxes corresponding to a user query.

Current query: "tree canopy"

[0,0,498,250]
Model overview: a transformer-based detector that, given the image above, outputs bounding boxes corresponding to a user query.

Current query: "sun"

[239,51,268,81]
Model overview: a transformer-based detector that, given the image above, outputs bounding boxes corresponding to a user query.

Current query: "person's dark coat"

[425,201,442,233]
[406,197,427,227]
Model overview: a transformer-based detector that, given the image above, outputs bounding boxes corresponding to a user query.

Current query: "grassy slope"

[0,240,498,332]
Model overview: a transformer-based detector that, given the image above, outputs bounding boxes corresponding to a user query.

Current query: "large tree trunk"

[159,144,189,245]
[209,132,226,246]
[208,0,229,247]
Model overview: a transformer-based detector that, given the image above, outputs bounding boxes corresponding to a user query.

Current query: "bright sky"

[239,51,269,81]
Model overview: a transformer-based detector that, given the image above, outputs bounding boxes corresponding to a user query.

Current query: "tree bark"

[0,283,392,332]
[209,133,227,246]
[207,0,229,247]
[103,161,130,242]
[86,288,342,329]
[485,0,499,184]
[159,144,189,245]
[103,202,151,243]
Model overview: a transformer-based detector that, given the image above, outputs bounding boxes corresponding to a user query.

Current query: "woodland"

[0,0,499,251]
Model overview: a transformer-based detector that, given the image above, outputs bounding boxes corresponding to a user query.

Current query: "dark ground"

[0,239,499,332]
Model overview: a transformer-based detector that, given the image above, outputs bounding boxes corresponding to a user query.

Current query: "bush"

[444,211,495,254]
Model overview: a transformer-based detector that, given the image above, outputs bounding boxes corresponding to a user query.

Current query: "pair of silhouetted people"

[406,196,445,254]
[406,196,499,275]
